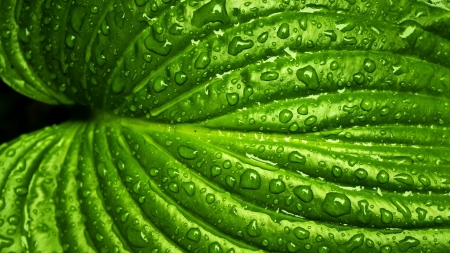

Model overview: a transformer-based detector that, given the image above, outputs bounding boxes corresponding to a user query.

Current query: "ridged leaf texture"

[1,0,450,252]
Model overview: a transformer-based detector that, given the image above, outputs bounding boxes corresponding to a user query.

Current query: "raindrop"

[321,192,351,217]
[269,179,286,194]
[228,36,254,56]
[296,65,319,90]
[293,185,313,203]
[279,109,293,124]
[239,169,261,190]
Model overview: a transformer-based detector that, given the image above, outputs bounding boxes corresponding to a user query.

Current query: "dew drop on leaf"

[260,71,279,81]
[321,192,351,217]
[293,185,313,203]
[293,227,309,240]
[181,182,196,196]
[226,93,239,106]
[228,36,254,56]
[277,23,290,39]
[296,65,319,90]
[246,219,262,237]
[297,104,308,115]
[194,52,211,69]
[186,228,201,242]
[304,115,317,126]
[376,170,389,184]
[269,179,286,194]
[239,169,261,189]
[380,208,393,224]
[177,145,198,160]
[279,109,293,124]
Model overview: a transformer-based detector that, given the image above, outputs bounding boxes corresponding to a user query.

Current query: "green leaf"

[1,0,450,252]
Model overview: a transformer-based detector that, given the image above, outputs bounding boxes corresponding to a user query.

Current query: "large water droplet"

[416,207,427,221]
[297,105,308,115]
[209,242,223,253]
[288,151,306,164]
[175,71,188,85]
[296,65,319,90]
[304,115,317,126]
[246,219,262,237]
[279,109,293,124]
[335,18,356,32]
[228,36,254,56]
[354,168,368,180]
[210,165,222,177]
[239,169,261,189]
[206,193,215,204]
[380,208,393,224]
[178,145,198,160]
[191,0,230,28]
[186,228,201,242]
[360,99,372,111]
[111,77,125,94]
[182,182,196,196]
[389,197,411,218]
[397,236,420,251]
[269,179,286,194]
[194,52,211,69]
[257,32,268,43]
[293,185,313,203]
[277,23,290,39]
[376,170,389,184]
[260,71,279,81]
[356,200,372,224]
[293,227,309,240]
[226,93,239,106]
[338,234,364,253]
[321,192,351,217]
[152,76,169,93]
[363,58,376,73]
[144,33,172,56]
[394,173,414,185]
[126,226,148,247]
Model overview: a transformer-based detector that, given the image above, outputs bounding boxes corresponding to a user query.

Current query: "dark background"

[0,80,70,143]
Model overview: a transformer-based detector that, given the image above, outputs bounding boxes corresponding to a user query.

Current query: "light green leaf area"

[1,0,450,252]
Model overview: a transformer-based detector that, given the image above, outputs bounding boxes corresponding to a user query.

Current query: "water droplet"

[226,93,239,106]
[15,187,27,196]
[260,71,279,81]
[239,169,261,190]
[187,228,201,242]
[324,30,337,41]
[0,235,13,250]
[225,175,236,188]
[321,192,351,217]
[296,65,319,90]
[380,245,392,253]
[418,175,430,186]
[416,207,427,221]
[354,168,368,180]
[269,179,286,194]
[338,234,364,253]
[210,165,222,177]
[332,166,342,177]
[297,105,308,115]
[126,226,148,247]
[228,36,254,56]
[206,193,215,204]
[304,115,317,126]
[111,77,125,94]
[376,170,389,184]
[90,5,100,14]
[5,149,15,157]
[298,16,308,31]
[330,61,339,70]
[279,109,293,124]
[293,227,309,240]
[380,208,393,224]
[360,99,372,111]
[353,72,365,84]
[379,106,390,116]
[65,35,76,48]
[194,52,211,69]
[246,219,262,237]
[293,185,313,203]
[318,245,331,253]
[177,145,198,160]
[288,151,306,164]
[356,200,372,224]
[257,32,268,43]
[389,197,411,218]
[394,173,414,185]
[168,182,179,193]
[143,53,152,63]
[152,76,169,93]
[363,58,376,73]
[182,182,196,196]
[286,242,299,252]
[169,23,184,35]
[397,236,420,251]
[191,0,230,28]
[144,33,172,56]
[208,242,223,253]
[277,23,290,39]
[335,18,356,32]
[175,71,188,85]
